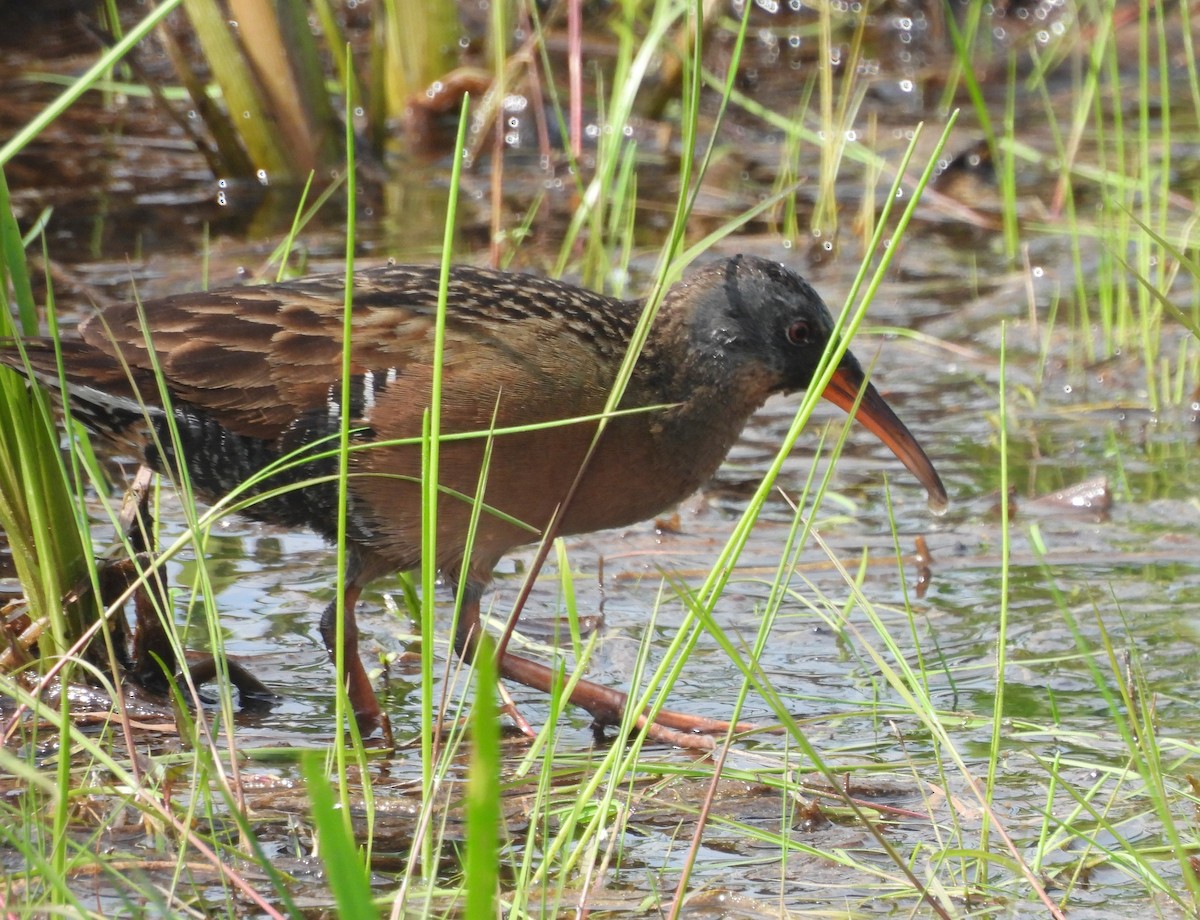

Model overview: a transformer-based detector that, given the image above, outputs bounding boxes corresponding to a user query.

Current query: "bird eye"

[786,320,811,346]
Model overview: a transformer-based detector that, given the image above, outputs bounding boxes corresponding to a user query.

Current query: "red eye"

[786,320,811,345]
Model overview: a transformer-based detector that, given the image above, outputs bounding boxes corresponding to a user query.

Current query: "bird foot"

[350,709,395,750]
[183,654,278,711]
[496,681,538,739]
[590,704,758,752]
[500,650,755,751]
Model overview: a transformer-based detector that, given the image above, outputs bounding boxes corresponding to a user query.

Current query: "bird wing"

[73,264,636,440]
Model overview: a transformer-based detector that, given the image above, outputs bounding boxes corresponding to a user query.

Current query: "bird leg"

[452,585,756,751]
[318,583,394,746]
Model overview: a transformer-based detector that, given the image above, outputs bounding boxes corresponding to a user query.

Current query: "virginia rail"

[2,255,946,746]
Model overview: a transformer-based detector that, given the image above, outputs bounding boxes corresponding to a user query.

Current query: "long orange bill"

[822,365,948,513]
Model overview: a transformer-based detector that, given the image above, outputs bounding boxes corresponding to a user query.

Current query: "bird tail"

[0,336,165,450]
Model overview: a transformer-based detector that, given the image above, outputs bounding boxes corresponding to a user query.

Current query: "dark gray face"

[683,255,857,393]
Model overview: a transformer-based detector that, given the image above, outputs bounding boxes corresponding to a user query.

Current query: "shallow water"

[2,1,1199,916]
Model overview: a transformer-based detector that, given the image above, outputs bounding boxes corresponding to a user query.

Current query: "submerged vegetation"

[0,0,1198,917]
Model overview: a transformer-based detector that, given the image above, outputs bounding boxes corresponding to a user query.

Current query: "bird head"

[681,255,948,512]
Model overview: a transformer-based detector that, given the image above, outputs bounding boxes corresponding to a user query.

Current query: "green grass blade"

[465,634,500,919]
[303,752,381,920]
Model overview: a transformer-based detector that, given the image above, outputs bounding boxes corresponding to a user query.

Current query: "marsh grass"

[0,178,93,655]
[2,1,1200,917]
[995,3,1196,405]
[0,177,99,915]
[370,0,460,125]
[173,0,342,178]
